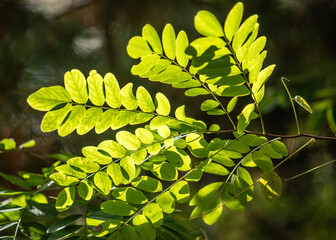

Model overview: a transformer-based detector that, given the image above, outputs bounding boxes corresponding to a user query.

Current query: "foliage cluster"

[0,2,334,239]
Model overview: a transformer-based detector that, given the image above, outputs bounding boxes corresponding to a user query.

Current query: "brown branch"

[203,129,336,141]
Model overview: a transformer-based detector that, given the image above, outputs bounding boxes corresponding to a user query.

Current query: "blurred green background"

[0,0,335,239]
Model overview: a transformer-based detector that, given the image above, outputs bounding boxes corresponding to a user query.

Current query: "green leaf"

[155,92,171,116]
[201,99,219,111]
[82,146,112,165]
[94,171,112,195]
[259,171,282,202]
[116,131,141,150]
[224,2,244,42]
[55,186,75,212]
[76,107,103,135]
[121,83,138,110]
[111,110,137,130]
[194,10,224,37]
[140,59,171,78]
[0,138,16,150]
[121,224,141,240]
[67,157,100,173]
[294,95,313,113]
[252,64,276,93]
[242,103,255,124]
[64,69,88,104]
[50,172,79,187]
[107,163,123,186]
[242,37,267,71]
[186,133,209,158]
[176,30,189,67]
[157,125,170,138]
[203,162,229,176]
[185,168,203,182]
[215,85,250,97]
[135,128,154,145]
[56,164,86,179]
[127,36,152,59]
[21,222,47,240]
[101,200,137,216]
[271,141,288,157]
[136,86,155,112]
[252,151,273,171]
[150,116,170,130]
[202,198,222,225]
[164,146,191,171]
[98,140,126,158]
[249,50,267,83]
[232,15,258,51]
[142,24,163,54]
[58,105,86,137]
[91,219,123,237]
[131,54,161,76]
[27,86,71,111]
[184,88,209,97]
[170,180,190,203]
[104,73,122,108]
[78,180,94,200]
[131,148,147,165]
[120,156,136,184]
[47,214,81,234]
[18,139,35,149]
[260,144,283,159]
[87,70,105,106]
[133,214,156,240]
[227,96,238,113]
[112,187,148,204]
[131,176,162,192]
[152,162,178,181]
[48,225,81,240]
[143,203,163,228]
[156,191,175,213]
[162,24,176,60]
[131,112,154,125]
[95,109,118,134]
[40,103,72,132]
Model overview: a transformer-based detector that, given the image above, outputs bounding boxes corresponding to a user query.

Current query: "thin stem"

[201,129,336,141]
[273,138,315,170]
[281,77,300,134]
[219,137,280,195]
[285,159,336,181]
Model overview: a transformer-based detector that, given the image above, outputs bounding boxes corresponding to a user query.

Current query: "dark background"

[0,0,335,239]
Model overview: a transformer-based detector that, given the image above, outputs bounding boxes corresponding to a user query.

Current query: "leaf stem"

[273,138,315,170]
[281,77,300,134]
[285,159,336,181]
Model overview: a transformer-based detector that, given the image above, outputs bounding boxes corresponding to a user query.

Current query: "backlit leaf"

[133,214,156,240]
[116,131,141,150]
[294,95,313,113]
[131,176,162,192]
[259,171,282,202]
[224,2,244,42]
[112,187,148,204]
[87,70,105,106]
[58,105,85,137]
[232,15,258,51]
[142,24,163,54]
[170,180,190,203]
[101,200,137,216]
[94,171,112,195]
[78,180,93,200]
[121,83,138,110]
[64,69,88,104]
[155,92,171,116]
[107,163,123,186]
[76,107,103,135]
[27,86,71,111]
[55,187,75,212]
[136,86,155,113]
[162,24,176,60]
[143,203,163,228]
[127,36,152,59]
[104,73,122,108]
[156,191,175,213]
[194,10,224,37]
[41,103,72,132]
